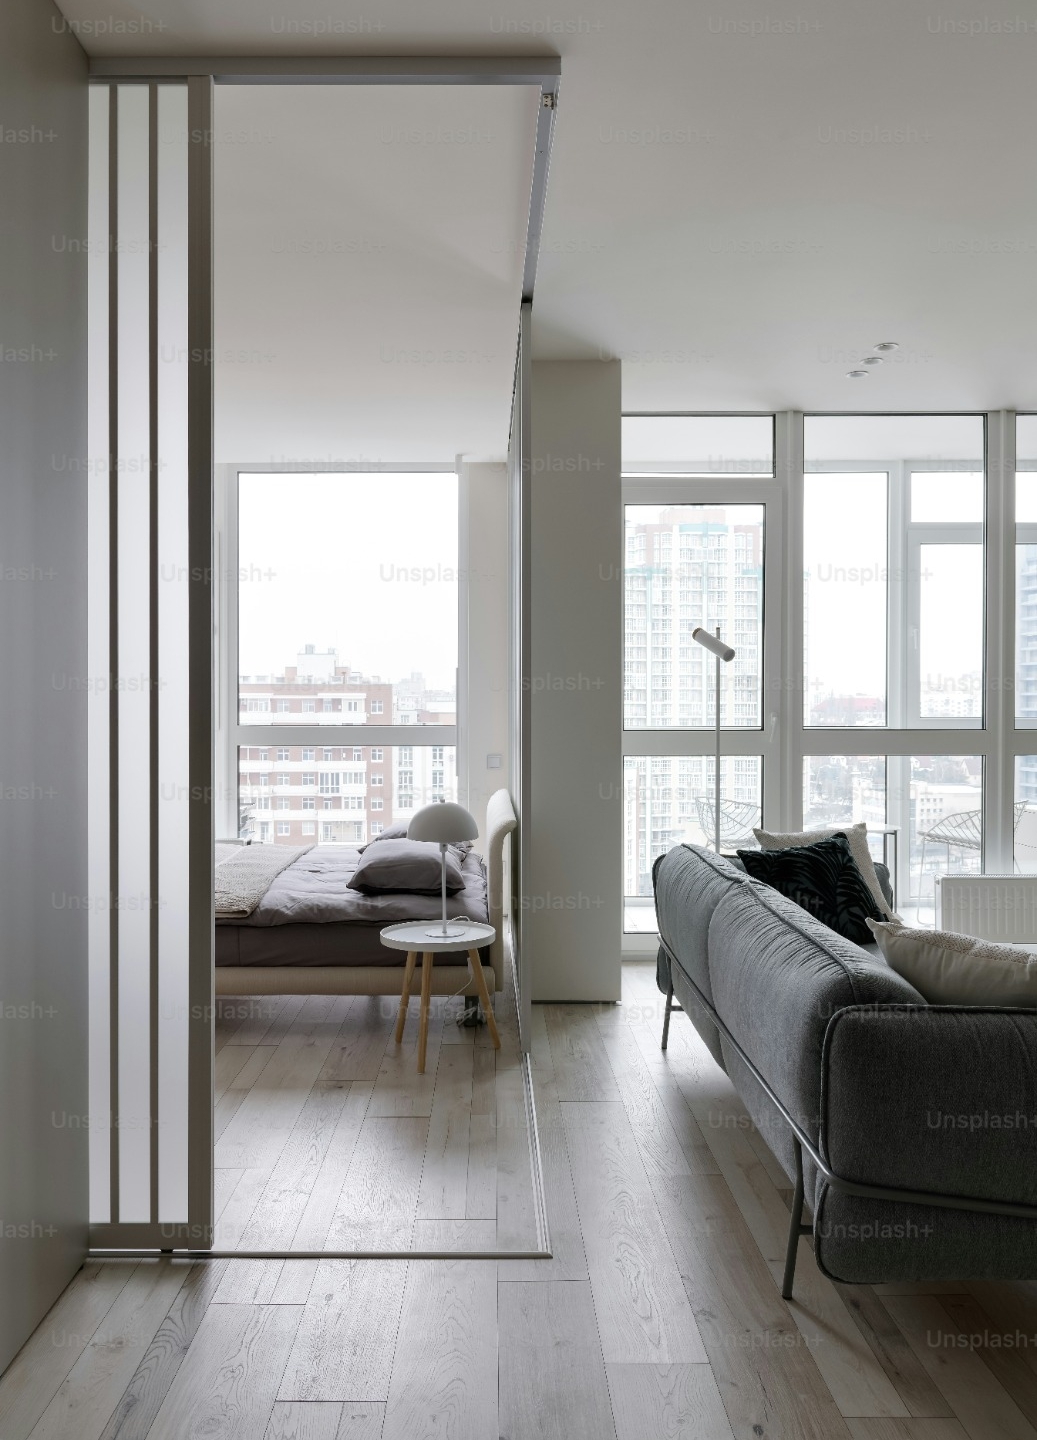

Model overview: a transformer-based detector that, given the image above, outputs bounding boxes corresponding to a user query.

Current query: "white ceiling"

[212,85,537,462]
[61,0,1037,455]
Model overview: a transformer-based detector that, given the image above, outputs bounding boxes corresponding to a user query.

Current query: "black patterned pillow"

[736,832,885,945]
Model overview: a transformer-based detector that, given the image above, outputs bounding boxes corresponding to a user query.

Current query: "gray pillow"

[358,823,409,852]
[359,822,473,860]
[347,839,466,895]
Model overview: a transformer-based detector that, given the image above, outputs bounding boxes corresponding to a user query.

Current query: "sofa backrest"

[707,879,926,1171]
[653,844,748,1067]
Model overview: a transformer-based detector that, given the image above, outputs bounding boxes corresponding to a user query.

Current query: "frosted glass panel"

[157,84,190,1223]
[89,83,199,1234]
[87,85,111,1224]
[116,85,152,1222]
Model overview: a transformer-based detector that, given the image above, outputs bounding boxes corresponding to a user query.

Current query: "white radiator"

[935,875,1037,943]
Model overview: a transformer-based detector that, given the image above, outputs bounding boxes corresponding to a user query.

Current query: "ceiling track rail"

[89,53,559,361]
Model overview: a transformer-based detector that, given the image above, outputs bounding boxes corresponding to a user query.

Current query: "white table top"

[379,920,495,953]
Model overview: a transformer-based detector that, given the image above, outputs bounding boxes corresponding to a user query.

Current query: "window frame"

[621,410,1022,946]
[620,468,783,940]
[217,463,464,841]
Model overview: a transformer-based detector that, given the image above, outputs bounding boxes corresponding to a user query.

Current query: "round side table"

[379,920,498,1073]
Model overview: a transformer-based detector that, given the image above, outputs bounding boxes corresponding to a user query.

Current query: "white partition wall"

[87,80,213,1248]
[527,360,623,1002]
[0,0,89,1374]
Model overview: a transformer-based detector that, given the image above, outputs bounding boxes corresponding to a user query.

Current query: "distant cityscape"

[621,507,1022,906]
[239,644,456,845]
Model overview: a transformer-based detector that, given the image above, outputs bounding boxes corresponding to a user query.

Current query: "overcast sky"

[804,472,984,705]
[238,472,458,689]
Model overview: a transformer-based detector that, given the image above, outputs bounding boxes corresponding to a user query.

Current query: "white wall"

[527,362,622,1002]
[0,0,89,1375]
[459,461,511,842]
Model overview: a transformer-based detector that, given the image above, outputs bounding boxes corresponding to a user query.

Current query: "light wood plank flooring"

[212,979,539,1254]
[6,960,1037,1438]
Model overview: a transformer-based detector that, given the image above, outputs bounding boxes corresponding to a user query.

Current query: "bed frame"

[214,788,517,999]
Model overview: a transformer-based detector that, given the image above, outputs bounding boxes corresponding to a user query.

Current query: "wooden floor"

[212,981,539,1254]
[5,959,1037,1438]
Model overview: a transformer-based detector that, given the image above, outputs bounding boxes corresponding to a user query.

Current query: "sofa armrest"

[821,1005,1037,1205]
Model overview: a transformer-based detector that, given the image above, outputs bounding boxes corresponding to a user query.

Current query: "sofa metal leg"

[781,1138,809,1301]
[662,984,674,1050]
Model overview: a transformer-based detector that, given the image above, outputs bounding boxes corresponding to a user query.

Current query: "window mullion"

[986,411,1014,871]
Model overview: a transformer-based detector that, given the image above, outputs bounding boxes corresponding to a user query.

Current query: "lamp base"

[423,925,468,939]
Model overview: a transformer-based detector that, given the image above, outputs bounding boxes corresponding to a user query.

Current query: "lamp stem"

[715,627,722,856]
[440,842,448,936]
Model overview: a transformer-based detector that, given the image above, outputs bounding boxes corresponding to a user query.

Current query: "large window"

[237,471,457,726]
[624,503,764,729]
[230,470,459,842]
[803,472,888,725]
[803,415,985,729]
[621,417,775,929]
[622,412,1032,936]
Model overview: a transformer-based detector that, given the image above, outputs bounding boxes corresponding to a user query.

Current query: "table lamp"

[407,800,479,937]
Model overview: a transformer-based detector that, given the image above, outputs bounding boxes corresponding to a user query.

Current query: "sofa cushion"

[728,853,895,917]
[653,845,747,1070]
[737,833,886,945]
[754,821,893,919]
[815,1005,1037,1283]
[867,918,1037,1007]
[706,879,926,1178]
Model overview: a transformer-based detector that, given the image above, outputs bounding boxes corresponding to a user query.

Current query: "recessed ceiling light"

[847,369,869,379]
[873,341,899,352]
[860,355,883,366]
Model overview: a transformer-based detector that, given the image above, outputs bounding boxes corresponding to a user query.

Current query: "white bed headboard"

[484,788,517,990]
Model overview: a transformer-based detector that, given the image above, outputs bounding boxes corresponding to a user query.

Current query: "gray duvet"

[215,844,489,969]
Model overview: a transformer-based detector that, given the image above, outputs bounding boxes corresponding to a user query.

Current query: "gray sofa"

[653,843,1037,1293]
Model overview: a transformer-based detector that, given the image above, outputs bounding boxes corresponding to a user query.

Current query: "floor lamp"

[692,626,736,854]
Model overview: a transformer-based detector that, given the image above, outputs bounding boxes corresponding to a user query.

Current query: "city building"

[239,647,456,843]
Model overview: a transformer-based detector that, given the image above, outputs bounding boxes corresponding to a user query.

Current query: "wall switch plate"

[487,753,502,769]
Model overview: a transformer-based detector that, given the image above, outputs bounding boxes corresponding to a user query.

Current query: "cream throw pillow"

[753,821,893,920]
[867,918,1037,1007]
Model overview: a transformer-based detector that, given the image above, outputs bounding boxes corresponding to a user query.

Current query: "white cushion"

[753,821,893,920]
[867,918,1037,1007]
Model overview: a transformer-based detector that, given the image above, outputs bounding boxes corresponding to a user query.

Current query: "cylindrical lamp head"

[692,627,735,663]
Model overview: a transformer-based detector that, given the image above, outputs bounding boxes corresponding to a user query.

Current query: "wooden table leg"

[468,949,501,1050]
[417,951,433,1073]
[394,950,417,1044]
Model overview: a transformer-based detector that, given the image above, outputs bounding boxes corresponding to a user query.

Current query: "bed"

[214,788,516,998]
